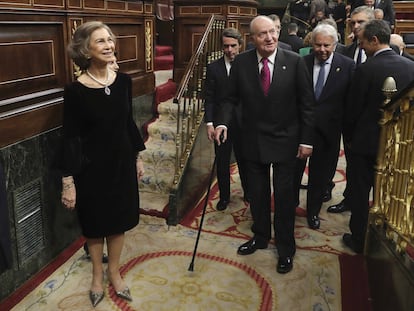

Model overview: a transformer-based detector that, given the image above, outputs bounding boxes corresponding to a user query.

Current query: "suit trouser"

[294,138,340,208]
[215,134,232,201]
[295,132,340,216]
[248,159,296,258]
[326,136,341,189]
[231,121,249,199]
[346,150,376,245]
[335,138,351,204]
[215,122,249,201]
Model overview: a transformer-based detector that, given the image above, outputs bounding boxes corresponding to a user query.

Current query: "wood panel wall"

[173,0,257,83]
[0,0,156,148]
[394,1,414,54]
[394,1,414,20]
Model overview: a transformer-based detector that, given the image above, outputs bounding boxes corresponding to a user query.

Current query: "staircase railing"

[172,15,226,187]
[369,77,414,275]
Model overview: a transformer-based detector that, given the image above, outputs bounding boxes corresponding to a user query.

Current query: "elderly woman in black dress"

[61,21,145,307]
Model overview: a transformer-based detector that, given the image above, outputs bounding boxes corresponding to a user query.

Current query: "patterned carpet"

[138,69,176,218]
[3,151,371,311]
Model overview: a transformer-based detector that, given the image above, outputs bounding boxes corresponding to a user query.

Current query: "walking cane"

[188,151,218,272]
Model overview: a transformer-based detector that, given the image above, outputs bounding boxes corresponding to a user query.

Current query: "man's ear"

[371,35,380,45]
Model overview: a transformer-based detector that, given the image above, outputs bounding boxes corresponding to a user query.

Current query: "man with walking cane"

[189,27,247,271]
[215,16,315,274]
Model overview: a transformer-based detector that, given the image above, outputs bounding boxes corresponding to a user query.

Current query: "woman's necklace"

[86,68,111,95]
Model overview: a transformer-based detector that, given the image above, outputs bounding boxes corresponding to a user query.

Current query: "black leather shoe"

[277,256,293,274]
[216,199,229,211]
[322,190,332,203]
[322,182,335,202]
[307,215,320,229]
[327,200,350,213]
[237,238,268,255]
[342,233,363,253]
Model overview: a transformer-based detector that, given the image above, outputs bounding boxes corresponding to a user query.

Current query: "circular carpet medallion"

[108,251,274,310]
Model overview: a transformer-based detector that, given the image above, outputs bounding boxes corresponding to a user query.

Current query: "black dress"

[61,72,145,238]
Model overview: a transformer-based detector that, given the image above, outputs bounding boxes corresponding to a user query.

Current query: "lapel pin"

[336,67,341,72]
[282,66,286,70]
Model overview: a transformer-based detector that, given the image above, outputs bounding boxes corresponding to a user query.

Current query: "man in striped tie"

[294,24,355,230]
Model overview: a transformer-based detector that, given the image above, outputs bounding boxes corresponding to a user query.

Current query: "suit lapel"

[346,41,357,59]
[218,57,227,78]
[246,50,265,95]
[308,53,341,101]
[320,54,340,100]
[304,56,314,83]
[271,49,288,91]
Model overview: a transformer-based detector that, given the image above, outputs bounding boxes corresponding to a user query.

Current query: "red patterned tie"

[261,57,271,96]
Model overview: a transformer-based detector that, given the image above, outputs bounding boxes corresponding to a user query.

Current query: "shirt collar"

[257,49,277,65]
[373,47,392,57]
[224,55,233,65]
[314,52,334,65]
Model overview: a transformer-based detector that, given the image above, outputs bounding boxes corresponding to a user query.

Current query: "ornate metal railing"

[370,77,414,259]
[172,15,226,186]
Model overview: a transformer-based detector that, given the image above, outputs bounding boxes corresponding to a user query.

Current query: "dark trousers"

[248,159,296,258]
[215,121,248,201]
[346,150,376,245]
[294,131,340,215]
[340,140,352,203]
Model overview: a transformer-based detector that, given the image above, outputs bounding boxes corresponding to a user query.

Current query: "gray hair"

[318,18,338,31]
[351,5,375,21]
[312,23,338,45]
[267,14,281,23]
[68,21,116,70]
[249,15,274,35]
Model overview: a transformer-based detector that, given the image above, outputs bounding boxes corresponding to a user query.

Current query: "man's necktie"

[314,61,325,100]
[261,57,271,96]
[356,46,363,65]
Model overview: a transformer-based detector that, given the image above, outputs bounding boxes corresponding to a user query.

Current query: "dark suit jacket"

[343,41,359,60]
[304,52,355,143]
[335,43,347,56]
[204,57,230,125]
[402,51,414,61]
[376,0,395,27]
[342,41,399,61]
[283,34,304,53]
[217,48,315,163]
[279,41,293,51]
[344,49,414,156]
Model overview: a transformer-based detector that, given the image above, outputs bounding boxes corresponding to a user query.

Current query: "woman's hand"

[61,176,76,210]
